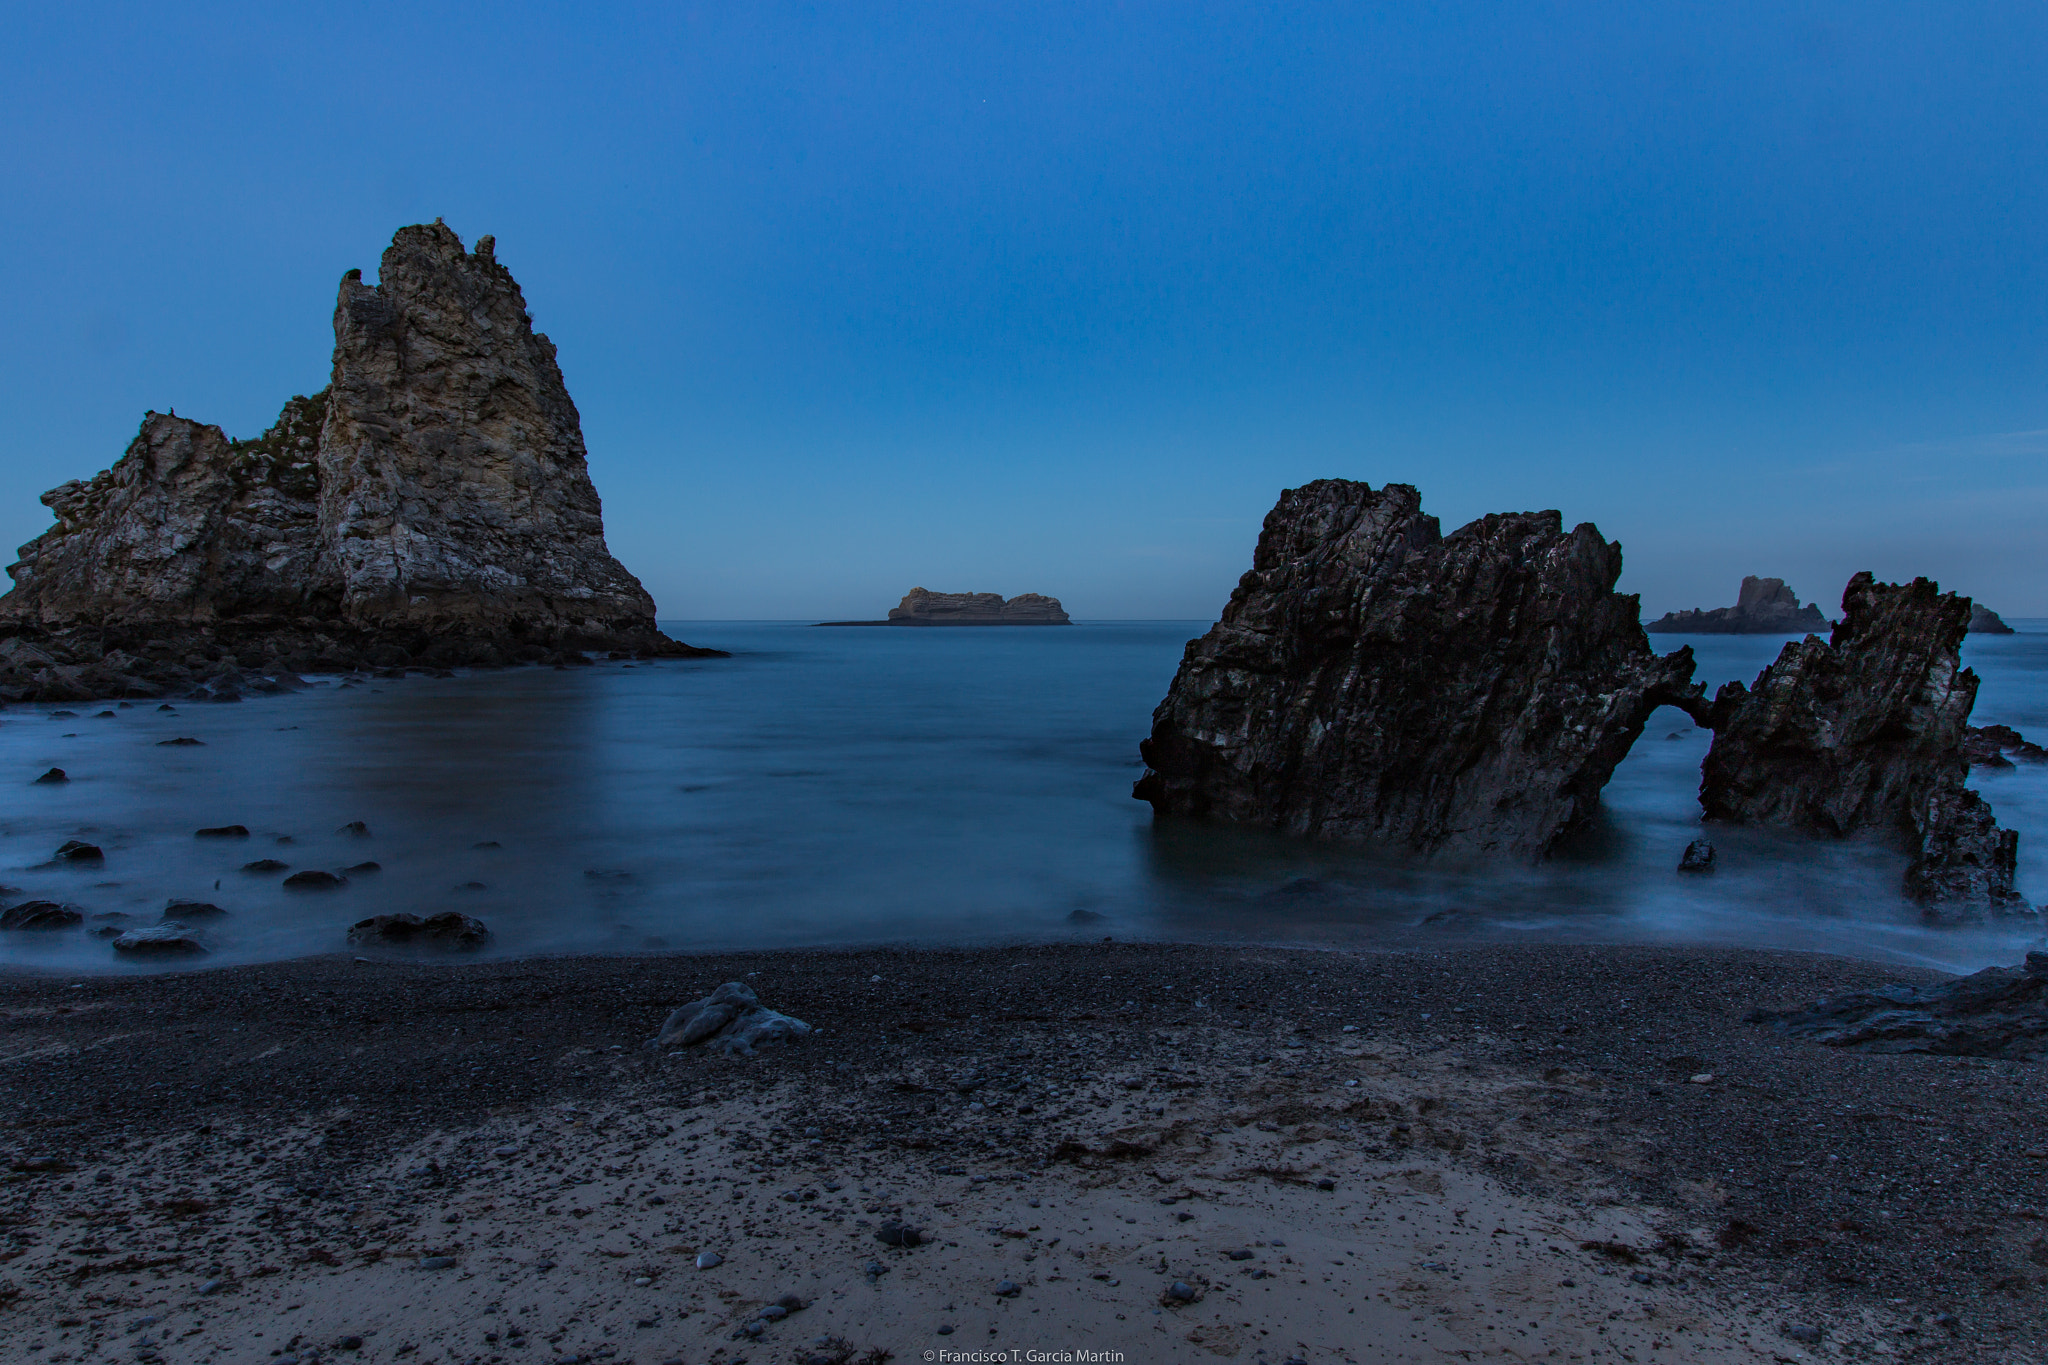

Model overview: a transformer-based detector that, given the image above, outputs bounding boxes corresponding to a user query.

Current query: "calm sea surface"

[4,620,2046,975]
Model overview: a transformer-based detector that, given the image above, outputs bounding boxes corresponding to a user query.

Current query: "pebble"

[1227,1248,1255,1261]
[760,1304,789,1320]
[418,1255,457,1270]
[994,1280,1020,1297]
[876,1221,922,1247]
[936,1326,955,1336]
[632,1276,652,1286]
[1167,1281,1197,1301]
[196,1278,223,1295]
[696,1250,723,1269]
[494,1146,520,1157]
[1690,1073,1716,1084]
[1783,1323,1823,1345]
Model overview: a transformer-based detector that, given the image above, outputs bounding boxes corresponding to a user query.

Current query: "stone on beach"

[1,901,84,931]
[32,767,67,784]
[162,900,229,921]
[282,870,348,890]
[53,840,103,862]
[346,911,491,950]
[648,980,812,1056]
[111,923,208,957]
[1749,951,2048,1059]
[1676,839,1716,874]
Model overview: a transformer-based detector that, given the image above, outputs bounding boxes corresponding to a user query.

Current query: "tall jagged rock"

[1698,573,2033,921]
[0,222,719,693]
[1132,479,1703,861]
[1645,576,1831,634]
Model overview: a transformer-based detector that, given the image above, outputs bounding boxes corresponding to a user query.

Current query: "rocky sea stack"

[1644,576,1831,634]
[1698,572,2033,921]
[0,222,720,699]
[1132,479,1703,861]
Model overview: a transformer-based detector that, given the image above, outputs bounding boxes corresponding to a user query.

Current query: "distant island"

[1969,604,2015,634]
[818,587,1072,626]
[1644,577,1831,634]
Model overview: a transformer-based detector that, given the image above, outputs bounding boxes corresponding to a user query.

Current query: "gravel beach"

[2,941,2044,1364]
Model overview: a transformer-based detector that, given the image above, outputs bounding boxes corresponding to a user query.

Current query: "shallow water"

[3,620,2044,975]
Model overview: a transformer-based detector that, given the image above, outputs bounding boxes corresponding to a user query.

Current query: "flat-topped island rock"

[818,587,1071,626]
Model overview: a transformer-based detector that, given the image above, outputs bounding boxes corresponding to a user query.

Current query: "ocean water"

[3,620,2045,976]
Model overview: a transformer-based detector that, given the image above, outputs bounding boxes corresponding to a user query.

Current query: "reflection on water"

[2,620,2044,975]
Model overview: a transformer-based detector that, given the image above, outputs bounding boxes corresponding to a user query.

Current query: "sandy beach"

[2,942,2044,1365]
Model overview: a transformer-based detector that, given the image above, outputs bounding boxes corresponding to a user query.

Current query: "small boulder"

[32,768,68,785]
[1,901,84,931]
[1677,839,1716,874]
[112,923,207,957]
[283,870,348,890]
[648,981,812,1056]
[195,825,250,839]
[54,840,103,863]
[346,912,491,950]
[875,1222,922,1248]
[162,900,229,921]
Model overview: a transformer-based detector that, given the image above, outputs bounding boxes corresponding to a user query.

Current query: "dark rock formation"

[1697,573,2033,920]
[240,858,289,873]
[1131,479,1703,860]
[817,588,1071,626]
[32,768,66,785]
[1677,839,1716,874]
[1645,577,1832,635]
[1963,724,2046,768]
[647,980,812,1056]
[1,901,83,931]
[194,825,249,839]
[1903,785,2026,921]
[282,870,347,890]
[0,222,723,699]
[346,911,491,950]
[53,840,103,863]
[1748,952,2048,1059]
[1967,604,2015,634]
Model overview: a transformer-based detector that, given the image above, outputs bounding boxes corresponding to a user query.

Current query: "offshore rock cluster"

[1136,478,2035,923]
[0,222,719,701]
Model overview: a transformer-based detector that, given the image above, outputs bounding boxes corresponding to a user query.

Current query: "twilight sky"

[4,2,2044,620]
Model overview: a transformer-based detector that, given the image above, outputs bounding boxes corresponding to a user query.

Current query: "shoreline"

[3,939,2042,1363]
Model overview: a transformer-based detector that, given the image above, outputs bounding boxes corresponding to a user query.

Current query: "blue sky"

[4,2,2044,619]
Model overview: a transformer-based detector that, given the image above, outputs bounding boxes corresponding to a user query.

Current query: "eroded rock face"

[1645,576,1831,634]
[0,222,720,693]
[1132,479,1702,861]
[1698,573,2033,920]
[885,588,1070,625]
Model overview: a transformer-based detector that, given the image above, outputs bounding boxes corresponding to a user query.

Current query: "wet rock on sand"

[347,912,491,950]
[1749,951,2048,1059]
[111,923,207,957]
[1,901,84,931]
[648,980,812,1056]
